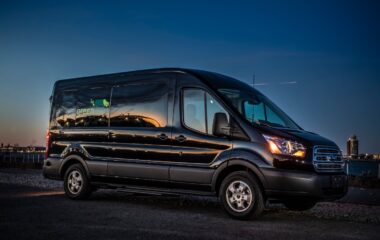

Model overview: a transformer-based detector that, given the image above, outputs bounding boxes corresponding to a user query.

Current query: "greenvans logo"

[91,98,110,108]
[76,98,109,115]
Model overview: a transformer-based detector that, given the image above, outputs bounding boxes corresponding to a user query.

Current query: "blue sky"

[0,0,379,153]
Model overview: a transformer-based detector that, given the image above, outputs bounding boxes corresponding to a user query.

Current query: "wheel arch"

[59,154,90,179]
[212,159,269,197]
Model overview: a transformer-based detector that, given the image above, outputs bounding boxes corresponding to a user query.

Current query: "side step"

[91,182,216,197]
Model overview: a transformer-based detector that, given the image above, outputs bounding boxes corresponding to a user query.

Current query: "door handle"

[175,135,187,142]
[158,133,168,141]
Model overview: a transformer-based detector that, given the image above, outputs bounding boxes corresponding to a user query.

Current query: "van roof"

[55,68,192,85]
[53,68,251,92]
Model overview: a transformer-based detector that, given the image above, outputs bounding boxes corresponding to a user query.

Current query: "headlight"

[263,134,306,158]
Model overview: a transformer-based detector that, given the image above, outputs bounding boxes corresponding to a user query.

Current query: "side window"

[183,89,206,133]
[183,89,229,136]
[75,86,110,127]
[206,93,228,135]
[110,82,168,128]
[53,89,77,128]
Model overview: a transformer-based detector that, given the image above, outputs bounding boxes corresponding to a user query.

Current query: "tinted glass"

[110,82,168,128]
[53,89,77,128]
[243,100,265,123]
[206,93,228,135]
[183,89,206,133]
[266,105,285,126]
[193,71,300,129]
[75,86,110,127]
[219,88,300,129]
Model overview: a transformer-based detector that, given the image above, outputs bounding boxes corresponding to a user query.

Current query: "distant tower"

[347,135,359,158]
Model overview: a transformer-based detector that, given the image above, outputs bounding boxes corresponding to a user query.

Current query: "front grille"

[313,146,345,172]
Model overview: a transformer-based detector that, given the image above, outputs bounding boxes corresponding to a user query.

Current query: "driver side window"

[183,89,206,133]
[206,93,228,135]
[183,89,228,135]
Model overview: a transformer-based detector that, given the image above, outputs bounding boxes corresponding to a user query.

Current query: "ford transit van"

[43,68,347,219]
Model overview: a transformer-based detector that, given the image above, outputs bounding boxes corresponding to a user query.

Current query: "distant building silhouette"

[347,135,359,158]
[0,145,45,153]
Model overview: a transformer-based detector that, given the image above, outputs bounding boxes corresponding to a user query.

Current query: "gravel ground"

[0,168,379,224]
[0,168,61,189]
[0,184,378,240]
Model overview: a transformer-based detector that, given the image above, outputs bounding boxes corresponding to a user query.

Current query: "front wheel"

[64,163,92,200]
[219,171,265,220]
[283,199,317,211]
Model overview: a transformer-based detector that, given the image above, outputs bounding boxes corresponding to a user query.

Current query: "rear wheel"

[283,199,317,211]
[219,171,265,220]
[64,163,92,199]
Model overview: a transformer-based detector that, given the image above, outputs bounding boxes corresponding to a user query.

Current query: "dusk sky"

[0,0,379,153]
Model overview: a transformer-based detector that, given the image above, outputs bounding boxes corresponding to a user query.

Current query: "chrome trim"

[313,146,344,172]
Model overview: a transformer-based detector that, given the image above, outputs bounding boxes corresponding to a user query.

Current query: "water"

[347,160,380,178]
[0,152,45,168]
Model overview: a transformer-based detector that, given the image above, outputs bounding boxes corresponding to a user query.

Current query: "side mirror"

[213,112,230,137]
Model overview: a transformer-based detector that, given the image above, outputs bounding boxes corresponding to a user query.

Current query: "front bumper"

[262,168,348,200]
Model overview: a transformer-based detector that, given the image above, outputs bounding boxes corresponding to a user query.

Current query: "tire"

[219,171,265,220]
[63,163,92,200]
[283,199,317,211]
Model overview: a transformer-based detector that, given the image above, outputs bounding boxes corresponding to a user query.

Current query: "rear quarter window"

[50,85,111,129]
[51,89,77,129]
[75,86,110,127]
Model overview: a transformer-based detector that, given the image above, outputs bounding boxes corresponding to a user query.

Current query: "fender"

[209,148,235,169]
[229,148,273,168]
[59,146,91,178]
[60,143,91,160]
[228,159,268,188]
[211,149,273,192]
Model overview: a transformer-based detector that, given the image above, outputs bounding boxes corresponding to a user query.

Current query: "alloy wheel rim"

[67,170,83,194]
[225,180,253,212]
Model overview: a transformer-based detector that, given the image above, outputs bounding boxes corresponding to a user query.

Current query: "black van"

[43,68,347,219]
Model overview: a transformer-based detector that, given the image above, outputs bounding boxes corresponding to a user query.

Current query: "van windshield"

[218,88,301,130]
